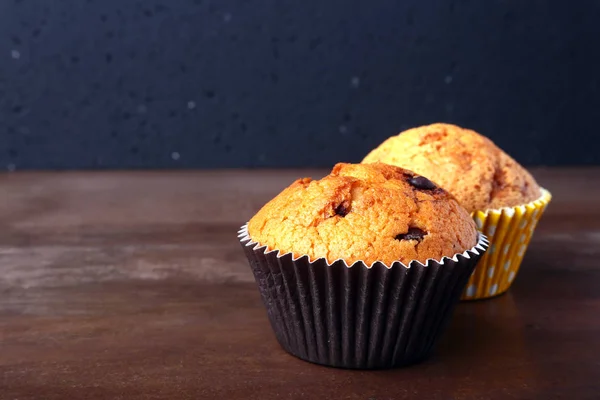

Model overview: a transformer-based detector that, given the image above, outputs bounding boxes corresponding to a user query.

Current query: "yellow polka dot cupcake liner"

[461,188,551,300]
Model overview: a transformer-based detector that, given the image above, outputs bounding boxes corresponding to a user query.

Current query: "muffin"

[239,163,488,369]
[363,123,551,300]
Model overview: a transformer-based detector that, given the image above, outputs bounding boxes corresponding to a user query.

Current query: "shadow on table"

[373,293,540,397]
[435,293,531,366]
[304,293,542,399]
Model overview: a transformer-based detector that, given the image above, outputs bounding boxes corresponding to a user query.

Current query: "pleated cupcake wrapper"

[239,224,488,369]
[461,188,552,300]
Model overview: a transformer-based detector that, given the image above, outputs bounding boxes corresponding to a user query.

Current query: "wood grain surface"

[1,168,599,399]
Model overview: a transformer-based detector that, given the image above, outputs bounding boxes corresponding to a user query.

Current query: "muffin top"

[247,162,478,266]
[362,123,542,213]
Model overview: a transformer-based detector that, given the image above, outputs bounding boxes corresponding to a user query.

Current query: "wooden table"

[1,169,599,399]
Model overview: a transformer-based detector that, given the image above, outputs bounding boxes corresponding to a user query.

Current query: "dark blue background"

[1,0,598,170]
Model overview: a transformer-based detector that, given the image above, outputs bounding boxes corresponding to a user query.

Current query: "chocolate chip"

[395,227,427,242]
[407,176,437,190]
[334,203,349,217]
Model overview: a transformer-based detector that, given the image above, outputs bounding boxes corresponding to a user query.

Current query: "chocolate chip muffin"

[362,123,542,213]
[248,162,478,266]
[240,162,488,368]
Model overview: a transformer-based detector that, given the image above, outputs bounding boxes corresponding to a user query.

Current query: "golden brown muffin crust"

[248,163,478,266]
[362,123,542,213]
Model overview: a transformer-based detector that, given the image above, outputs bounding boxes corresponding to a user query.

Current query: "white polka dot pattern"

[466,285,476,297]
[508,271,515,282]
[519,234,527,243]
[474,217,483,229]
[461,188,551,300]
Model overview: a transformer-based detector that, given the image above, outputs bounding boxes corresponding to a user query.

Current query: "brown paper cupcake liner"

[239,224,488,369]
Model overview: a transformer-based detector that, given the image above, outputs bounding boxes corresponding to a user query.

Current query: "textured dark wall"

[0,0,598,170]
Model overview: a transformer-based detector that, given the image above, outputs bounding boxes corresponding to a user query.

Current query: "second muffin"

[362,123,541,213]
[363,123,551,300]
[240,162,488,369]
